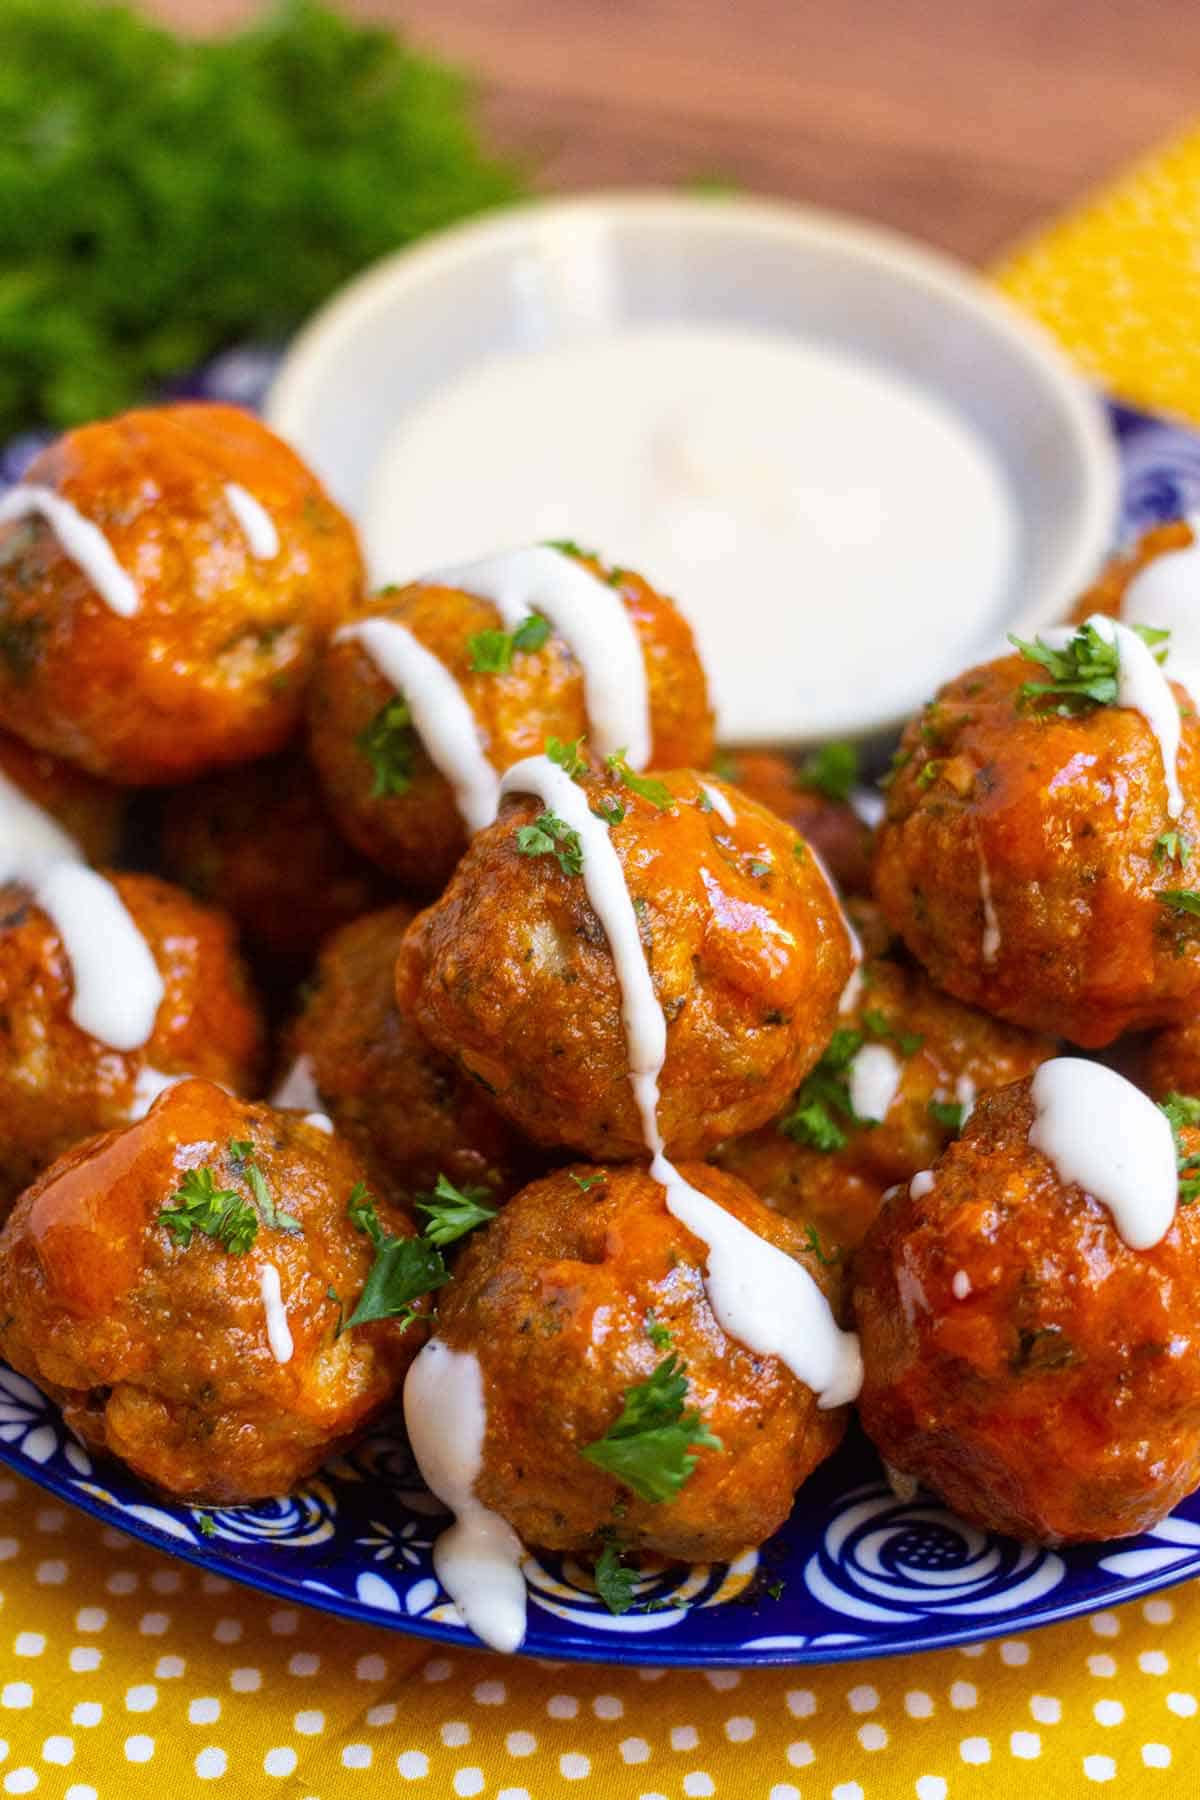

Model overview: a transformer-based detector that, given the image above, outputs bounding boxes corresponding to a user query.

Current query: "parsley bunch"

[1159,1093,1200,1204]
[0,0,524,435]
[580,1353,722,1505]
[778,1028,865,1151]
[1010,621,1169,714]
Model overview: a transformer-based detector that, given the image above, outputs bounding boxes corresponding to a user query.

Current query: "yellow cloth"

[6,129,1200,1800]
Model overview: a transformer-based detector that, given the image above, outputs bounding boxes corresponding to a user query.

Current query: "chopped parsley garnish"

[195,1512,217,1539]
[357,695,416,798]
[748,858,772,879]
[227,1139,301,1236]
[1158,890,1200,917]
[861,1009,923,1058]
[928,1098,966,1134]
[515,811,584,875]
[544,538,600,562]
[345,1182,449,1331]
[1159,1093,1200,1203]
[157,1167,258,1255]
[917,759,942,789]
[546,735,588,779]
[579,1354,722,1504]
[802,1225,840,1268]
[1009,620,1169,714]
[569,1171,607,1193]
[593,1541,637,1615]
[415,1173,497,1246]
[592,795,626,827]
[1156,832,1193,867]
[467,613,549,673]
[792,840,807,862]
[711,751,741,783]
[778,1028,865,1152]
[645,1311,672,1350]
[605,751,673,811]
[798,741,858,803]
[697,789,713,813]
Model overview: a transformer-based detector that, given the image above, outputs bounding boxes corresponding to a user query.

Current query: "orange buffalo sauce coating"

[307,553,714,891]
[435,1161,847,1563]
[397,770,852,1160]
[875,651,1200,1045]
[0,1080,424,1503]
[853,1077,1200,1543]
[0,404,363,784]
[0,872,262,1211]
[712,749,875,895]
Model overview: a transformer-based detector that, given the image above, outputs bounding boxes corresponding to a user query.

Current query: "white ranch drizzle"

[335,618,500,834]
[1040,613,1183,819]
[303,1111,334,1135]
[851,788,886,829]
[270,1055,323,1113]
[0,484,138,616]
[1028,1057,1177,1250]
[977,841,1001,966]
[955,1073,977,1125]
[1121,517,1200,704]
[424,546,652,767]
[224,483,280,560]
[799,840,862,1016]
[951,1270,972,1300]
[849,1042,902,1124]
[910,1169,935,1199]
[699,781,736,827]
[403,1339,527,1654]
[258,1263,294,1365]
[129,1067,183,1121]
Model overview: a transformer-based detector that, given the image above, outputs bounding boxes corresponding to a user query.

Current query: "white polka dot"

[705,1670,740,1691]
[769,1788,801,1800]
[123,1736,154,1763]
[620,1739,650,1765]
[959,1643,986,1657]
[474,1680,506,1706]
[724,1716,755,1742]
[398,1751,429,1780]
[1087,1654,1117,1678]
[915,1782,947,1800]
[264,1748,297,1778]
[294,1711,324,1737]
[636,1668,667,1682]
[452,1771,484,1798]
[194,1749,226,1781]
[786,1741,814,1768]
[906,1690,934,1718]
[1167,1691,1198,1717]
[40,1739,73,1767]
[343,1745,372,1769]
[64,1790,97,1800]
[1031,1695,1062,1724]
[960,1737,991,1764]
[3,1770,36,1794]
[670,1726,699,1751]
[1090,1613,1120,1638]
[1140,1650,1170,1675]
[506,1732,537,1757]
[560,1756,590,1782]
[0,1541,17,1563]
[99,1529,128,1550]
[70,1706,100,1729]
[682,1778,714,1799]
[125,1686,157,1713]
[1001,1639,1030,1665]
[1094,1699,1124,1727]
[268,1611,298,1636]
[592,1695,622,1720]
[498,1792,531,1800]
[786,1689,815,1717]
[34,1562,65,1587]
[154,1658,185,1681]
[950,1681,977,1709]
[1143,1743,1172,1768]
[150,1570,181,1595]
[847,1684,879,1713]
[200,1576,230,1597]
[1144,1599,1174,1625]
[2,1687,31,1711]
[356,1655,387,1682]
[230,1668,261,1693]
[12,1638,41,1660]
[74,1609,105,1634]
[1011,1731,1042,1759]
[288,1652,319,1678]
[106,1572,137,1596]
[547,1695,578,1719]
[441,1722,470,1748]
[858,1723,888,1751]
[35,1508,64,1533]
[211,1618,239,1644]
[68,1650,100,1674]
[367,1704,396,1728]
[422,1658,452,1682]
[188,1700,220,1726]
[1083,1755,1116,1782]
[831,1785,864,1800]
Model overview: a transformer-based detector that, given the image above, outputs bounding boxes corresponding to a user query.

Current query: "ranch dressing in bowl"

[364,321,1018,743]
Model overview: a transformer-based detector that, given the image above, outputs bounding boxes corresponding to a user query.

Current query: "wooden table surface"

[148,0,1198,266]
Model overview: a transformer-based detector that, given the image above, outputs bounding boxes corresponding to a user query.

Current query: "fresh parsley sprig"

[228,1139,302,1235]
[1009,621,1169,715]
[605,751,673,811]
[593,1540,638,1615]
[344,1182,449,1331]
[1159,1093,1200,1204]
[798,741,858,803]
[580,1353,722,1504]
[357,695,416,797]
[415,1173,497,1246]
[1158,890,1200,918]
[158,1168,259,1255]
[546,736,588,779]
[779,1028,866,1151]
[928,1098,966,1134]
[468,614,549,673]
[515,811,584,875]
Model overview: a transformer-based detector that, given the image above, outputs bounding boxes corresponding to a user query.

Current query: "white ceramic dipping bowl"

[267,192,1118,746]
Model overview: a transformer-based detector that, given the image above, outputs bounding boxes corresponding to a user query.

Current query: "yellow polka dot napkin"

[6,124,1200,1800]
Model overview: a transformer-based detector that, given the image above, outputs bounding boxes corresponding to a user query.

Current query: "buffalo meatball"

[308,546,714,889]
[874,635,1200,1045]
[425,1162,848,1562]
[160,753,388,958]
[0,729,124,865]
[854,1068,1200,1542]
[1144,1016,1200,1100]
[398,769,853,1159]
[714,748,875,895]
[0,1080,424,1502]
[1070,519,1194,624]
[717,954,1054,1252]
[280,904,527,1200]
[0,404,363,783]
[0,873,262,1207]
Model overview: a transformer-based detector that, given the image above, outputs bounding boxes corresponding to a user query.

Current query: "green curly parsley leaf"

[415,1173,497,1246]
[580,1353,722,1505]
[1158,890,1200,918]
[797,741,858,803]
[345,1182,449,1330]
[778,1028,866,1151]
[928,1098,965,1134]
[158,1167,258,1254]
[1155,831,1193,867]
[227,1139,302,1236]
[645,1311,672,1350]
[605,751,673,811]
[467,614,549,672]
[1159,1093,1200,1203]
[357,696,416,798]
[546,735,588,779]
[593,1541,638,1615]
[1010,621,1170,714]
[515,811,584,876]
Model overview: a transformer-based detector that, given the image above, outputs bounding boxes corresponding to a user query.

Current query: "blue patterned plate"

[3,361,1200,1664]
